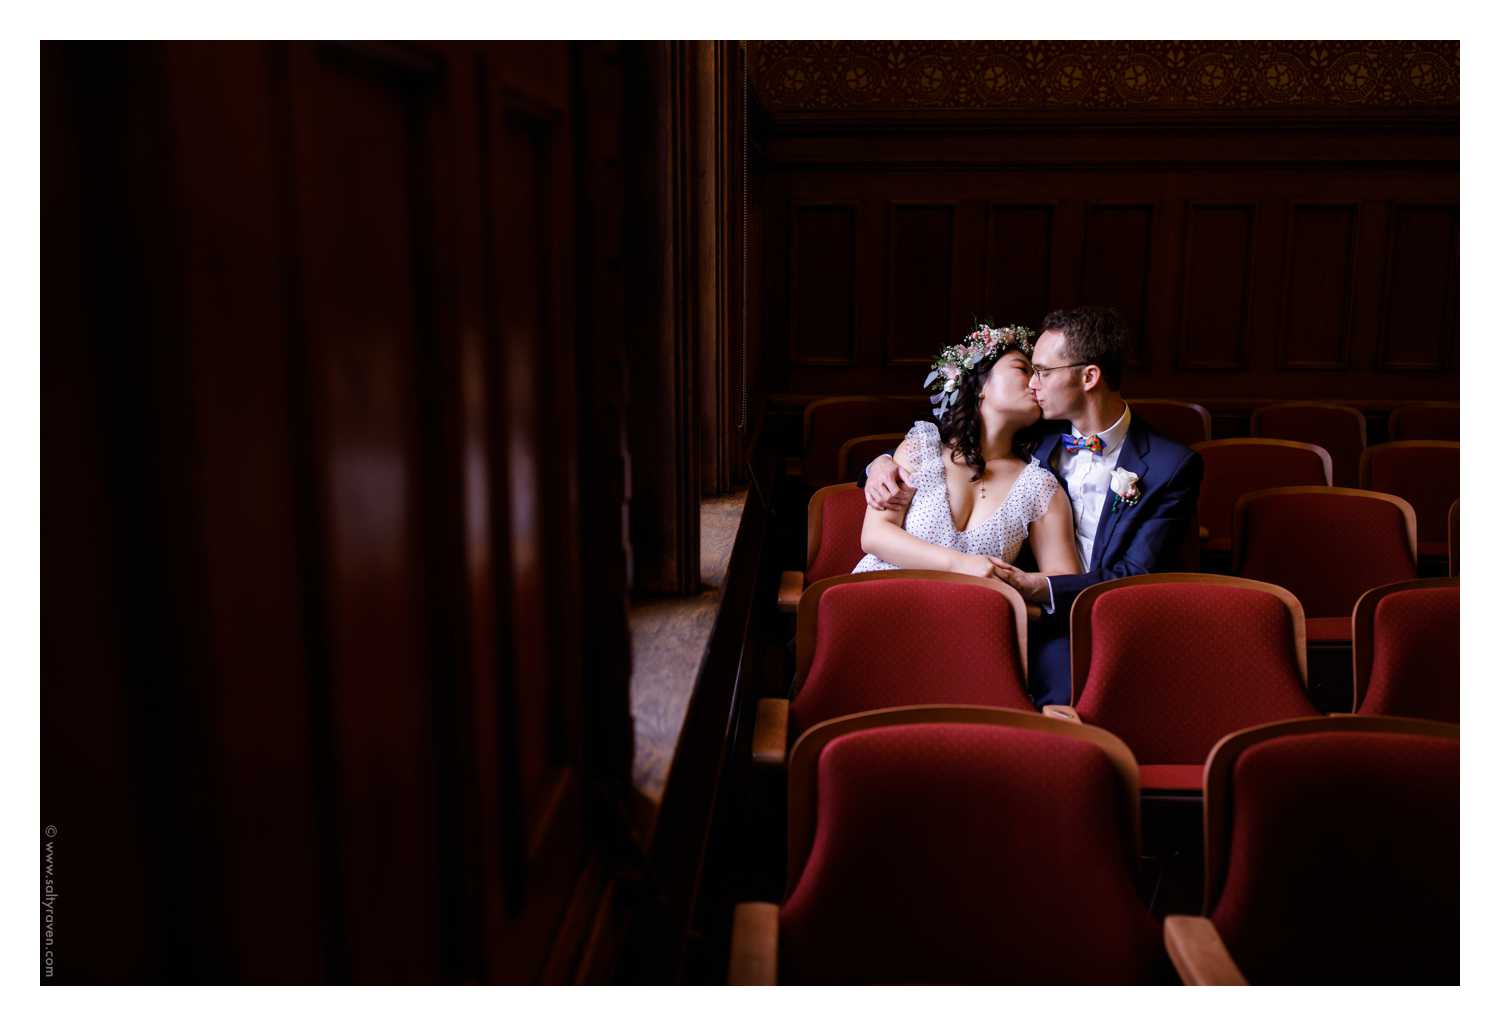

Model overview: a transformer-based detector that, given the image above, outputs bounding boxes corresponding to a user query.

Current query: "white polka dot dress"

[852,421,1059,573]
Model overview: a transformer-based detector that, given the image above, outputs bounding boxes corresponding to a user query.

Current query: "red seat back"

[1130,400,1212,447]
[1360,442,1460,557]
[1192,440,1332,547]
[1354,580,1459,722]
[1387,402,1459,441]
[1449,499,1459,575]
[780,712,1163,983]
[804,484,869,584]
[1072,576,1316,765]
[1252,402,1367,487]
[792,575,1030,734]
[836,432,907,483]
[1234,487,1417,618]
[1205,719,1458,983]
[803,397,931,490]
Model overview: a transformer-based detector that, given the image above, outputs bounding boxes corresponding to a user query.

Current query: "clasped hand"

[955,553,1048,605]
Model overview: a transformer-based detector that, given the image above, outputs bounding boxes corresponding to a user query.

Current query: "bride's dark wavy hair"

[937,346,1047,481]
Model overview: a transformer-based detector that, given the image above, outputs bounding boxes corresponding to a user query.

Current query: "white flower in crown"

[1109,467,1142,511]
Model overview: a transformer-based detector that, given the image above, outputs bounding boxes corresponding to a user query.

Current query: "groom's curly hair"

[1040,306,1128,391]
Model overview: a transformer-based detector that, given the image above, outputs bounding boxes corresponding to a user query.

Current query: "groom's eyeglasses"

[1028,362,1089,381]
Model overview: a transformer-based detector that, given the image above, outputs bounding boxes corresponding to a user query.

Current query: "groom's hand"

[865,455,915,511]
[987,558,1048,605]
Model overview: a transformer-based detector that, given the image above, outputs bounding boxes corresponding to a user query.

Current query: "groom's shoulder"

[1135,420,1201,475]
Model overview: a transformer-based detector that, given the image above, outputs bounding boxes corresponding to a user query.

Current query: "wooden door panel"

[288,42,444,982]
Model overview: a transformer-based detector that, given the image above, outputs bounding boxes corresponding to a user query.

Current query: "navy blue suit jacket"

[1031,415,1204,621]
[1019,414,1202,707]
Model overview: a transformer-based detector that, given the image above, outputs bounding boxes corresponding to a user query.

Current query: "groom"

[863,306,1203,708]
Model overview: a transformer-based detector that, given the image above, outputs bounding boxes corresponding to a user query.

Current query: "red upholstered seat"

[1360,442,1460,560]
[1388,402,1459,442]
[1305,617,1351,644]
[1233,487,1418,619]
[803,483,871,585]
[1252,402,1367,488]
[1354,579,1459,722]
[1070,575,1318,786]
[791,575,1031,737]
[836,432,907,484]
[1448,499,1459,575]
[1129,400,1212,447]
[1137,764,1203,791]
[777,712,1164,983]
[1192,440,1331,552]
[802,396,932,490]
[1202,719,1458,983]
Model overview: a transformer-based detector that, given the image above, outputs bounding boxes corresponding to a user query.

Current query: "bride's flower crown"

[924,323,1036,421]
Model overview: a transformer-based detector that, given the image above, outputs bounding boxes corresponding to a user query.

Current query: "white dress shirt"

[1042,404,1131,612]
[1057,404,1132,572]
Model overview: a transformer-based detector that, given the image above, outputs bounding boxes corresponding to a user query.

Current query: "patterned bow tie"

[1062,433,1105,455]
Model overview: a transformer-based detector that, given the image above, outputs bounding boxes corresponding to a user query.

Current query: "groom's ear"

[1079,364,1103,392]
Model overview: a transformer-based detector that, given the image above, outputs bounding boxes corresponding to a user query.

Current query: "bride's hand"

[952,553,998,578]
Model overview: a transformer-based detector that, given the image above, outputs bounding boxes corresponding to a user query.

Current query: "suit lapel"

[1091,420,1152,565]
[1033,428,1066,482]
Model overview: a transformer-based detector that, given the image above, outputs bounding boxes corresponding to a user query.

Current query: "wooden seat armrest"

[777,571,804,614]
[727,902,779,985]
[1199,525,1209,542]
[752,699,790,767]
[1042,704,1080,723]
[1026,604,1042,622]
[1164,915,1247,986]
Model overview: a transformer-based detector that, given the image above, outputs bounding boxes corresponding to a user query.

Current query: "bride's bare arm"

[1029,486,1083,575]
[859,440,992,576]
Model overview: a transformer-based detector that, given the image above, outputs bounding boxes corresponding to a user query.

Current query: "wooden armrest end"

[728,902,780,985]
[1042,704,1080,723]
[752,699,790,767]
[1026,604,1042,622]
[1164,915,1247,986]
[777,571,804,614]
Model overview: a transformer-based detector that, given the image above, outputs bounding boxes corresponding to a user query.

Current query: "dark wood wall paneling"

[43,40,638,983]
[749,43,1458,410]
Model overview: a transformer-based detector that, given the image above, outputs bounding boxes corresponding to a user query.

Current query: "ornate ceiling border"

[748,41,1458,113]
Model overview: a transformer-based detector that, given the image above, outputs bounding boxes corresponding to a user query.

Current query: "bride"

[853,325,1082,581]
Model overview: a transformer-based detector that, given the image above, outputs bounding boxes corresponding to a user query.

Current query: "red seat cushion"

[1138,764,1203,792]
[1359,586,1459,722]
[1305,616,1351,644]
[1076,583,1317,765]
[1211,731,1458,983]
[780,722,1163,983]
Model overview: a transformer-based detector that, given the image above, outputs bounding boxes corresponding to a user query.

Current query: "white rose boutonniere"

[1109,467,1142,513]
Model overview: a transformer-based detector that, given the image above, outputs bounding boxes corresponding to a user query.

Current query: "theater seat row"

[730,706,1457,984]
[758,571,1457,780]
[736,570,1459,984]
[801,397,1458,492]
